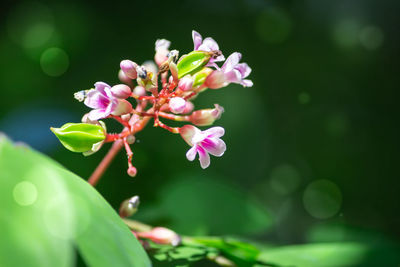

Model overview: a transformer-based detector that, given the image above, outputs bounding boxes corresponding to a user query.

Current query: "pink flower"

[180,125,226,169]
[84,82,132,120]
[205,52,253,89]
[192,30,225,68]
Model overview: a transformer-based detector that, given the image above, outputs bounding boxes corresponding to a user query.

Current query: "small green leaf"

[51,123,105,153]
[177,51,211,79]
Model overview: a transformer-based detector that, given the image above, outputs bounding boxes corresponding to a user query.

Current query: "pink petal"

[235,63,252,78]
[192,30,203,50]
[186,146,197,161]
[203,126,225,138]
[179,125,200,146]
[224,69,242,84]
[222,52,242,72]
[197,146,210,169]
[88,109,107,120]
[84,90,109,109]
[198,37,219,51]
[201,138,226,157]
[205,70,227,89]
[94,82,111,94]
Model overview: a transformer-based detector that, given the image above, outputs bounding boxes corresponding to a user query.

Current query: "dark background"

[1,0,399,251]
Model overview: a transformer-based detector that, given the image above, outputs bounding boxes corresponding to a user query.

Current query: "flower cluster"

[51,31,252,176]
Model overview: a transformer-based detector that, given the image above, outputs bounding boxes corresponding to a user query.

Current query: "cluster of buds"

[51,31,253,176]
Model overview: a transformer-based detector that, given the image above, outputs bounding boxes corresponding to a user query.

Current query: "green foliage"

[136,174,273,236]
[258,242,400,267]
[177,51,211,79]
[0,136,150,267]
[50,123,105,153]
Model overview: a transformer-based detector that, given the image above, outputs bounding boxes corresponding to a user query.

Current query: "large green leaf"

[0,135,151,267]
[258,242,400,267]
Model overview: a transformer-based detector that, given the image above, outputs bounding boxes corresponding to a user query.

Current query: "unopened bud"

[133,86,146,96]
[155,39,171,66]
[169,97,186,114]
[111,84,132,99]
[138,227,181,246]
[178,75,194,91]
[182,101,194,114]
[167,50,179,64]
[169,62,178,82]
[119,195,140,217]
[120,60,138,79]
[118,70,133,85]
[112,99,132,116]
[189,104,224,126]
[127,166,137,177]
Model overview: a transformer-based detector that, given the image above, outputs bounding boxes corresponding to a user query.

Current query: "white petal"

[186,146,197,161]
[201,138,226,157]
[197,146,210,169]
[203,126,225,138]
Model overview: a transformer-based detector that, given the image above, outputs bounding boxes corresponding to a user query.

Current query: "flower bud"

[155,39,171,66]
[169,97,186,114]
[119,195,140,217]
[120,60,138,79]
[127,166,137,177]
[177,51,212,79]
[138,227,181,246]
[133,86,146,96]
[182,101,194,114]
[112,99,133,116]
[111,84,132,99]
[189,104,224,126]
[118,70,133,85]
[50,123,106,153]
[169,62,178,82]
[178,75,194,91]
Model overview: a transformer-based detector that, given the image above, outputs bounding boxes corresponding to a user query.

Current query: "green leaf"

[0,136,151,267]
[177,51,211,79]
[258,242,400,267]
[185,237,260,266]
[51,123,105,153]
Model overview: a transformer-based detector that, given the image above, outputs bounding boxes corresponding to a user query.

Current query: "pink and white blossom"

[180,125,226,169]
[84,82,132,120]
[192,30,225,68]
[120,60,138,79]
[205,52,253,89]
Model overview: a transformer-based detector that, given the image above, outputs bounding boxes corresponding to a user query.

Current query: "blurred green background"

[1,0,399,261]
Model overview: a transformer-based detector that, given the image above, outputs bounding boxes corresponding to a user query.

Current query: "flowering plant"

[51,30,252,182]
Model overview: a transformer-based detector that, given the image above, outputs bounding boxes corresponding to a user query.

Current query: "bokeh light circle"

[303,179,342,219]
[13,181,38,206]
[6,2,55,49]
[269,164,301,195]
[40,47,69,77]
[359,26,384,50]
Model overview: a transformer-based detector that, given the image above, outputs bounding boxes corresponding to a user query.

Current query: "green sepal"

[50,123,106,153]
[192,67,213,88]
[177,51,211,79]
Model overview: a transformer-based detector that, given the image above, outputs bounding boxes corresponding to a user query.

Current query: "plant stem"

[88,139,124,186]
